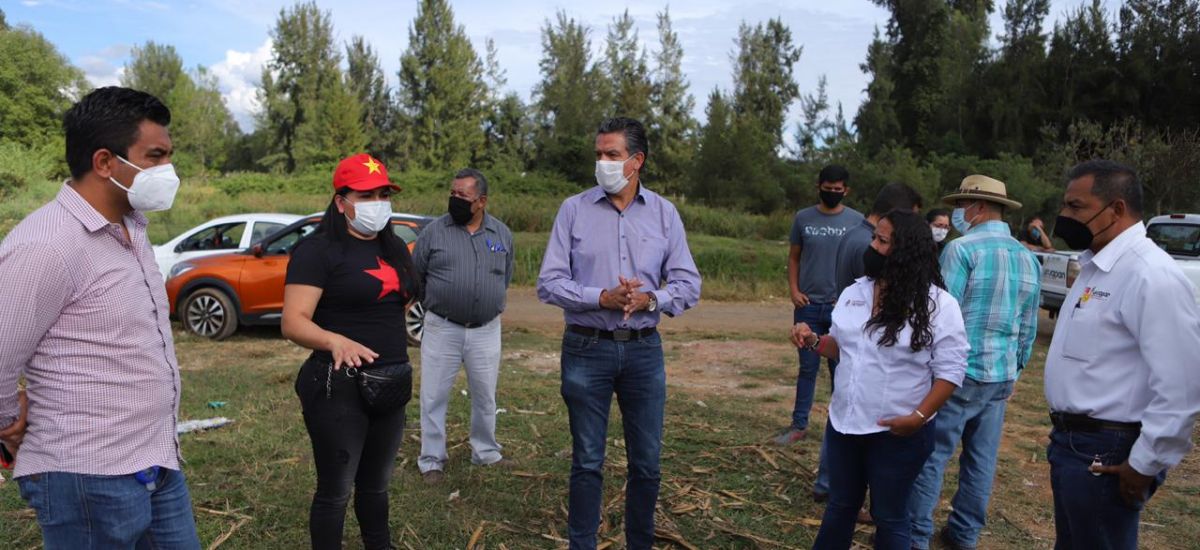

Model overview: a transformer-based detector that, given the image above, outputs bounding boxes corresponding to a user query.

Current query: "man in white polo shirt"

[1044,159,1200,550]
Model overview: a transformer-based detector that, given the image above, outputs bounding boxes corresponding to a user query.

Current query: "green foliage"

[258,1,363,172]
[396,0,487,171]
[121,41,185,102]
[647,7,698,196]
[0,139,64,185]
[532,12,607,185]
[603,10,653,124]
[0,23,88,147]
[731,18,802,148]
[345,36,399,165]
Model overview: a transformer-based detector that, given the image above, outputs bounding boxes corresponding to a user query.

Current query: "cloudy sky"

[5,0,1109,133]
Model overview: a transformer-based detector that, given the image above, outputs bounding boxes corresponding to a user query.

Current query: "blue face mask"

[951,204,975,234]
[1030,228,1042,240]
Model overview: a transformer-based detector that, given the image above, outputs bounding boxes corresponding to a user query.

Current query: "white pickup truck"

[1034,214,1200,315]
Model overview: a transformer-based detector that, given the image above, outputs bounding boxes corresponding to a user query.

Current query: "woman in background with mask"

[792,210,968,550]
[926,208,951,255]
[281,153,420,550]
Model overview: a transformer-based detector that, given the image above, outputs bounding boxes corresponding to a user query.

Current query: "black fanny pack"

[327,362,412,414]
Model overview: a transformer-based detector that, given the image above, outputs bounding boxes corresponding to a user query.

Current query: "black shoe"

[939,526,974,550]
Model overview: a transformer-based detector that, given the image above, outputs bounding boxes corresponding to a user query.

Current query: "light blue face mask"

[951,204,976,234]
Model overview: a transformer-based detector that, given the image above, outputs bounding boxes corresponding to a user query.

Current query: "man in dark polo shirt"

[414,168,514,484]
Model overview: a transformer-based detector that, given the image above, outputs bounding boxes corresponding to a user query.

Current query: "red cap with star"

[332,153,399,192]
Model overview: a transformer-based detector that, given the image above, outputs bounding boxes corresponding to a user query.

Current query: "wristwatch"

[646,292,658,312]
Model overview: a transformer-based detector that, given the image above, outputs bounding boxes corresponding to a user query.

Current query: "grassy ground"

[3,321,1198,549]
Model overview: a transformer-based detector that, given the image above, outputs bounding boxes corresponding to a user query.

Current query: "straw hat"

[941,174,1022,209]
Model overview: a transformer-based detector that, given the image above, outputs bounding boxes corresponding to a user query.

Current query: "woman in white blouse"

[792,209,969,550]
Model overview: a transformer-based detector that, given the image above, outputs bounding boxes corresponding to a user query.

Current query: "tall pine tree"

[647,7,697,194]
[258,1,364,172]
[532,11,606,183]
[397,0,487,171]
[346,36,398,164]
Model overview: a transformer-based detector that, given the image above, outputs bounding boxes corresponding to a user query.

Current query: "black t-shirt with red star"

[286,232,413,365]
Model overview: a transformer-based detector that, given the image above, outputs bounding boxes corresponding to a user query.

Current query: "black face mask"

[1053,202,1114,250]
[819,190,845,209]
[448,195,475,225]
[863,246,887,279]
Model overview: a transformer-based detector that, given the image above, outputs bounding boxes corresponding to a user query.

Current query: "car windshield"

[1147,223,1200,257]
[265,222,319,255]
[177,222,246,252]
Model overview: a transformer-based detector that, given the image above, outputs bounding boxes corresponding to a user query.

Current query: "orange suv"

[165,213,432,343]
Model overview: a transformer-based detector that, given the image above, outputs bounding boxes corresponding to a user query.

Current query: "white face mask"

[931,227,949,243]
[108,156,181,212]
[595,156,635,195]
[345,199,392,235]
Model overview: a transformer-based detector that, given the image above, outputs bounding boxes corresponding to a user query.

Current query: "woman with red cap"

[282,153,419,549]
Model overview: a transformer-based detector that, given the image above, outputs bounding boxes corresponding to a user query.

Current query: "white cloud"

[79,44,131,89]
[210,38,273,131]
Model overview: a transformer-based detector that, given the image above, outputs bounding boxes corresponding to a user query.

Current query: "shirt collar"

[56,182,147,233]
[967,220,1009,235]
[441,211,496,233]
[587,183,648,205]
[1080,222,1146,273]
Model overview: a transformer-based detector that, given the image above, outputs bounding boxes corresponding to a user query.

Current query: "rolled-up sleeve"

[1125,271,1200,476]
[653,207,701,317]
[537,200,603,312]
[0,243,73,428]
[929,289,969,387]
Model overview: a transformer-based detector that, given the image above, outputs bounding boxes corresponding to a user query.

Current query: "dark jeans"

[296,357,408,550]
[1048,427,1166,550]
[16,468,200,550]
[793,303,838,430]
[559,329,666,550]
[813,422,935,550]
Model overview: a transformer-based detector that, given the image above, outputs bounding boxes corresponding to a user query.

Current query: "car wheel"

[183,288,239,340]
[405,300,425,347]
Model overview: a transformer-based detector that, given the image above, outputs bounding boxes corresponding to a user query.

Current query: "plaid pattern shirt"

[939,220,1042,383]
[0,184,182,478]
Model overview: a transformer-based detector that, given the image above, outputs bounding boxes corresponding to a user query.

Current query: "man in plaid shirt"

[907,175,1042,550]
[0,87,200,549]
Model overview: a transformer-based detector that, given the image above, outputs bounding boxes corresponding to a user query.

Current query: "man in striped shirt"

[907,175,1042,550]
[0,87,200,549]
[414,168,515,484]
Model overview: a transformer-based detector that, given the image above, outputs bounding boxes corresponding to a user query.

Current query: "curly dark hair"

[865,209,945,351]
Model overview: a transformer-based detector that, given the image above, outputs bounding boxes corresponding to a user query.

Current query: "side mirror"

[252,244,264,258]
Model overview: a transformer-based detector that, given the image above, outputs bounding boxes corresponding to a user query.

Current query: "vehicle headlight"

[168,262,196,280]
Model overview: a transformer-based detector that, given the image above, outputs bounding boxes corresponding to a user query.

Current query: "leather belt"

[1049,411,1141,433]
[567,325,657,342]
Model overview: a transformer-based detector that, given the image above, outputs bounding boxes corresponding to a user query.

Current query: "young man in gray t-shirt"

[778,165,863,448]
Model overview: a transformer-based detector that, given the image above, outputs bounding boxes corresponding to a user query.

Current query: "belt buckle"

[612,328,632,342]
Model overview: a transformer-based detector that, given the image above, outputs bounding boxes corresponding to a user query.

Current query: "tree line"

[2,1,1199,221]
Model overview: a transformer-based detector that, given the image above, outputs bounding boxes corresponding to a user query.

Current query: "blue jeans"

[16,468,200,550]
[560,329,666,550]
[793,304,837,430]
[814,422,935,550]
[908,378,1014,549]
[1048,427,1165,550]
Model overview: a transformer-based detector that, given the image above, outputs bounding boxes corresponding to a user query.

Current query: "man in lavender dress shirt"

[537,117,701,550]
[0,88,200,548]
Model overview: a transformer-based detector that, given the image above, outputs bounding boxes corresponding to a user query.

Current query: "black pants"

[295,357,408,550]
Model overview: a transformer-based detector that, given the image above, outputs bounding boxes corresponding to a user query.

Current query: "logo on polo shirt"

[1080,286,1112,304]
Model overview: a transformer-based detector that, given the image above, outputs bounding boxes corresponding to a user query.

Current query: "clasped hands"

[600,276,653,320]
